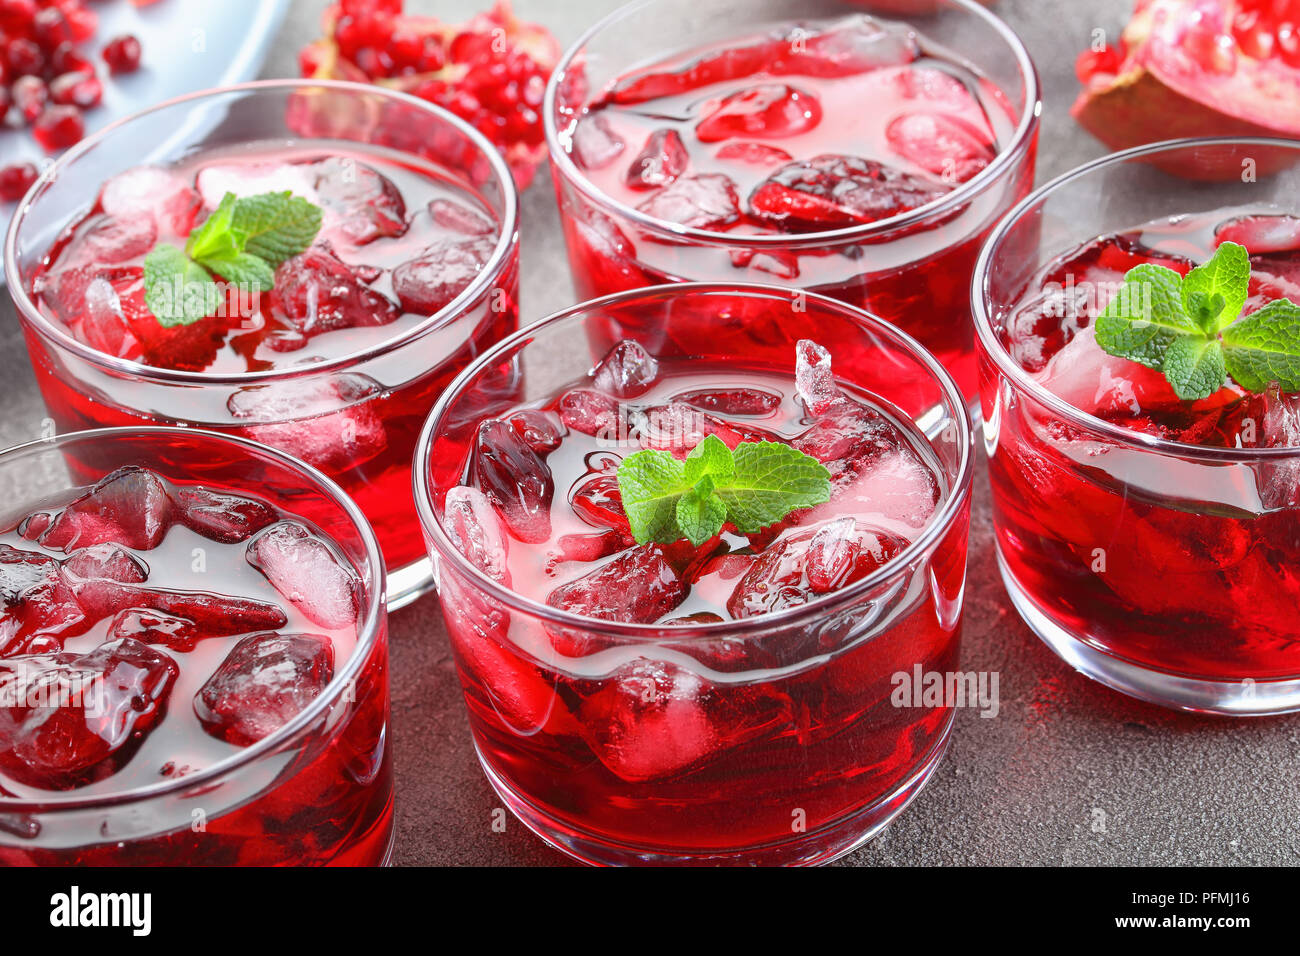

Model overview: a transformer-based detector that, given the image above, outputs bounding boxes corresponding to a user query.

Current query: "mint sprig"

[142,190,323,327]
[1095,240,1300,400]
[617,434,831,546]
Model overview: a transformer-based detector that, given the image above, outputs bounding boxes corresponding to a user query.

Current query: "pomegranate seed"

[101,33,140,74]
[49,69,100,108]
[11,73,46,123]
[32,7,73,50]
[0,161,38,201]
[31,103,83,150]
[63,5,95,44]
[50,41,92,75]
[7,36,43,74]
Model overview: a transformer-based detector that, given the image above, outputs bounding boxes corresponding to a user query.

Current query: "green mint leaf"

[682,434,735,485]
[617,450,690,544]
[200,251,275,291]
[1181,240,1249,334]
[231,191,324,267]
[1221,299,1300,393]
[1094,263,1198,370]
[142,244,220,327]
[185,192,240,262]
[1162,334,1226,401]
[618,438,831,546]
[718,441,832,533]
[676,475,727,546]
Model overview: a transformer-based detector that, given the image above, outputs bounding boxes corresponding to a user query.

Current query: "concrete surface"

[3,0,1297,866]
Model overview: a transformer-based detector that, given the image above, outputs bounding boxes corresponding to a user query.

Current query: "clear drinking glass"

[0,426,391,865]
[4,80,520,608]
[974,137,1300,715]
[416,283,972,865]
[543,0,1040,398]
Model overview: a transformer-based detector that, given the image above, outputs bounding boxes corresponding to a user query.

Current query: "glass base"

[386,555,435,611]
[475,719,952,866]
[996,547,1300,716]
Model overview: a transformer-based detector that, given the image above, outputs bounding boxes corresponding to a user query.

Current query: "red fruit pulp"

[0,465,391,865]
[436,340,962,859]
[26,144,518,571]
[988,206,1300,680]
[555,12,1026,397]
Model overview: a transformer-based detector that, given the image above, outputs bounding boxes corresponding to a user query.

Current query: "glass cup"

[543,0,1040,399]
[974,137,1300,715]
[415,283,973,865]
[0,426,391,865]
[4,79,521,609]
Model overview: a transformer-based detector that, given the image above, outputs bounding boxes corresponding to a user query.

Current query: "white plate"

[0,0,292,248]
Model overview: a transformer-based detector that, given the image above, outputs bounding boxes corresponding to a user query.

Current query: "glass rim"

[0,425,387,814]
[414,280,974,641]
[542,0,1041,249]
[3,78,520,387]
[972,134,1300,463]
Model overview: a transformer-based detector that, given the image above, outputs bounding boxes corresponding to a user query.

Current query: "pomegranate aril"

[49,41,92,75]
[11,74,46,123]
[48,70,100,109]
[101,33,141,75]
[624,129,689,190]
[6,37,43,75]
[0,161,38,202]
[32,7,73,50]
[32,104,84,151]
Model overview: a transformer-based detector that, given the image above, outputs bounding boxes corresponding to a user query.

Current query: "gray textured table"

[4,0,1297,866]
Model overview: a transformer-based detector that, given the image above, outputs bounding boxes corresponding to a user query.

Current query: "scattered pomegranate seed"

[32,103,83,150]
[11,73,46,122]
[101,34,141,75]
[49,69,100,108]
[0,161,38,202]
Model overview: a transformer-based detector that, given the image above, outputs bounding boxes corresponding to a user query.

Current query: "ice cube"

[107,609,202,652]
[41,466,175,553]
[246,521,360,630]
[79,276,138,358]
[428,197,496,237]
[0,545,86,656]
[227,375,389,474]
[545,546,685,629]
[1215,214,1300,254]
[272,243,398,335]
[100,166,202,236]
[748,154,947,232]
[507,410,563,454]
[624,129,689,190]
[577,658,784,782]
[794,339,840,415]
[591,339,660,398]
[79,214,158,264]
[0,638,178,789]
[308,157,408,245]
[558,388,621,437]
[391,236,495,315]
[676,386,782,416]
[885,112,994,184]
[715,142,794,165]
[196,162,318,208]
[194,632,334,746]
[1259,384,1300,509]
[637,173,740,230]
[60,544,148,584]
[570,475,629,531]
[472,419,555,544]
[1033,324,1184,419]
[727,520,906,617]
[695,84,822,143]
[570,113,626,170]
[173,486,279,543]
[443,486,511,584]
